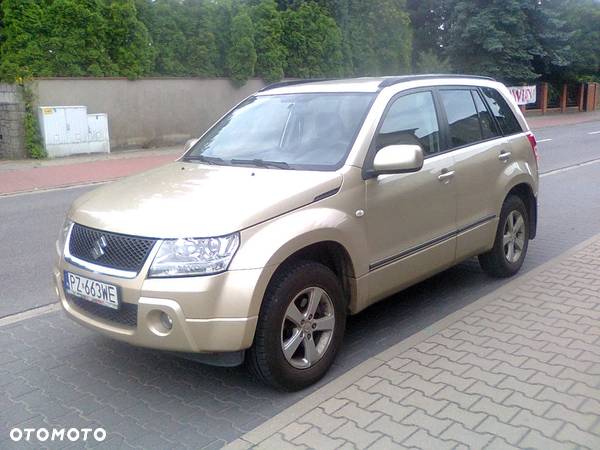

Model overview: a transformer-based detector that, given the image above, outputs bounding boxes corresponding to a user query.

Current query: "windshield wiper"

[182,155,225,165]
[230,158,290,169]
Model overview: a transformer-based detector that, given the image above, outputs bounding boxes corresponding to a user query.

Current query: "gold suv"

[54,76,539,390]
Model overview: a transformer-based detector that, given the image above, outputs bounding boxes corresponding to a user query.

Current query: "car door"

[437,88,511,260]
[364,90,458,304]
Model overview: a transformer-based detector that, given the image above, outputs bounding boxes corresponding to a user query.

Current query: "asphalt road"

[534,119,600,173]
[0,120,599,448]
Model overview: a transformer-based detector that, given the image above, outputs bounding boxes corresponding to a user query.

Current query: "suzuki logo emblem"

[91,236,108,259]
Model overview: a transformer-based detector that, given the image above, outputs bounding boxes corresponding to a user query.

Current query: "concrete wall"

[0,83,26,159]
[31,78,268,150]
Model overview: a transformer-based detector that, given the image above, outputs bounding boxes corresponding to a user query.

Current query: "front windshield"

[185,93,375,170]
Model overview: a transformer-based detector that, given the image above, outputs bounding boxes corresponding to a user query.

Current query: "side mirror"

[184,138,199,152]
[369,144,424,177]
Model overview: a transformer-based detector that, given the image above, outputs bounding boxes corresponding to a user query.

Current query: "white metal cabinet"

[87,113,110,154]
[38,106,110,158]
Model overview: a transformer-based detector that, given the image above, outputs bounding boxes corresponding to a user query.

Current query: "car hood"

[70,162,343,238]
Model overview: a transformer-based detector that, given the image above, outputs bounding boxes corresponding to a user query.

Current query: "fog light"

[160,312,173,330]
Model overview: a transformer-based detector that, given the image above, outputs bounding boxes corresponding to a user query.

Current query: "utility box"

[87,113,110,154]
[38,106,110,158]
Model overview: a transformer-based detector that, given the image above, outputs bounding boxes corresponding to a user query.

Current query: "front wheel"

[247,261,346,391]
[479,195,529,278]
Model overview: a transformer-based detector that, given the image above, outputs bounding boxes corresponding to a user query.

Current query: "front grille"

[69,223,156,272]
[67,293,138,328]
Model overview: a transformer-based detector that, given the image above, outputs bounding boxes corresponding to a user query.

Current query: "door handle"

[499,151,512,162]
[438,170,455,182]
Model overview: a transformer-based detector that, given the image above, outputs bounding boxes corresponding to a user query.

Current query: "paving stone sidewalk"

[229,235,600,450]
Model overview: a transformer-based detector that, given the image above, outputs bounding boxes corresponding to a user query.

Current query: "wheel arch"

[264,240,357,314]
[504,182,537,239]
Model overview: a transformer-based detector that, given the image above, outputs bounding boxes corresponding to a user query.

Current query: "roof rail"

[378,74,495,89]
[259,78,333,92]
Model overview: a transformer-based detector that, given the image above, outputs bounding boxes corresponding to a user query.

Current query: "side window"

[439,89,482,148]
[481,87,522,135]
[377,91,440,156]
[472,90,501,139]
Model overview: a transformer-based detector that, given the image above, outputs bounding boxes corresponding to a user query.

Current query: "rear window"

[472,90,501,139]
[439,89,482,148]
[481,88,522,135]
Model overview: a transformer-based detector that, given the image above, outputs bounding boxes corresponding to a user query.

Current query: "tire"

[479,195,529,278]
[247,261,346,391]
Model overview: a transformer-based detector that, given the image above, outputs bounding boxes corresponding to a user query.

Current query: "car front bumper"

[53,259,269,355]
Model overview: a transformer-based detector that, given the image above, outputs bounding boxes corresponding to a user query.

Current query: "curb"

[225,231,600,449]
[0,180,110,198]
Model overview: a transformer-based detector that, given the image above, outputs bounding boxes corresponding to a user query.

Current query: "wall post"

[559,83,568,112]
[585,83,598,112]
[540,82,549,114]
[0,83,27,159]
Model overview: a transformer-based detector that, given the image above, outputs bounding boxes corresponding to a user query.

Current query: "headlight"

[148,233,240,277]
[56,218,73,255]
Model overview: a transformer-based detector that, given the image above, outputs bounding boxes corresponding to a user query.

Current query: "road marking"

[588,131,600,135]
[541,158,600,178]
[537,138,553,143]
[0,303,61,327]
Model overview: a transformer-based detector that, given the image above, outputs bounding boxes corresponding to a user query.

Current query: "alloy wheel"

[503,210,526,263]
[280,287,335,369]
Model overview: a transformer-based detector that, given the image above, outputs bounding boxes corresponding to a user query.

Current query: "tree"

[207,0,234,77]
[527,0,571,82]
[282,2,343,78]
[316,0,412,77]
[180,0,218,76]
[103,0,154,78]
[0,0,153,81]
[415,49,452,74]
[251,0,286,82]
[24,0,113,77]
[367,0,412,75]
[407,0,451,70]
[227,10,257,85]
[136,0,185,75]
[0,0,47,81]
[137,0,218,77]
[445,0,573,84]
[550,0,600,81]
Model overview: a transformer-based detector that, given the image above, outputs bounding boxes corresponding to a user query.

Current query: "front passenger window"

[377,92,440,156]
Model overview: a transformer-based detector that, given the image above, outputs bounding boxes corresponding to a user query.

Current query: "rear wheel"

[479,195,529,278]
[247,261,346,391]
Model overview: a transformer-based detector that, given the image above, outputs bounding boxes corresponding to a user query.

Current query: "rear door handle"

[499,151,512,162]
[438,170,455,182]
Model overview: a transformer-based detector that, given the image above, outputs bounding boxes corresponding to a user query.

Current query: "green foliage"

[406,0,450,69]
[415,50,452,74]
[446,0,539,83]
[282,2,343,78]
[227,10,257,85]
[0,0,151,81]
[22,86,46,159]
[317,0,413,77]
[103,0,154,79]
[0,0,597,85]
[251,0,286,82]
[552,0,600,82]
[444,0,578,84]
[137,0,218,77]
[0,0,51,81]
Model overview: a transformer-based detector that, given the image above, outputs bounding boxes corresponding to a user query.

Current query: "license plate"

[64,271,120,310]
